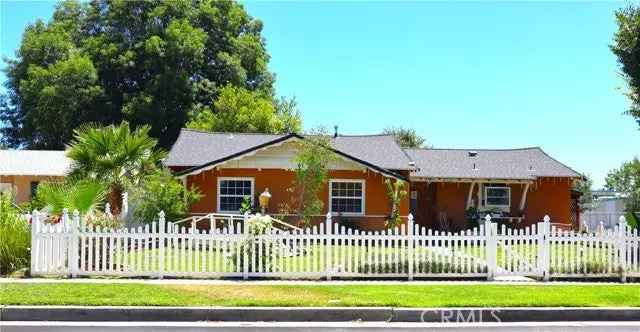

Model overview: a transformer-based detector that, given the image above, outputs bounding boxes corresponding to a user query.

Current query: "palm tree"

[66,122,165,214]
[36,180,107,217]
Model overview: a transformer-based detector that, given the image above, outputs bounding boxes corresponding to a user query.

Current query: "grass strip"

[1,283,639,307]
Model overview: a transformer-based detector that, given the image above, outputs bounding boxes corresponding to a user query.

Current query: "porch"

[410,178,575,231]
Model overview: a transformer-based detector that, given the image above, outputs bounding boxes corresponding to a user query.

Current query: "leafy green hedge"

[0,194,31,275]
[626,211,639,230]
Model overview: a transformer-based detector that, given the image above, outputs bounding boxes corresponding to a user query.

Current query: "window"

[329,179,365,215]
[30,181,40,199]
[484,185,511,209]
[0,183,13,195]
[217,177,254,213]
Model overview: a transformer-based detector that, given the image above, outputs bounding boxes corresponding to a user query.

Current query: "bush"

[0,193,31,275]
[130,169,202,223]
[230,214,280,272]
[626,211,639,230]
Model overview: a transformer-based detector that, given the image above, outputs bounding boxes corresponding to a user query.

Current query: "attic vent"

[528,165,535,172]
[472,162,479,171]
[468,151,478,157]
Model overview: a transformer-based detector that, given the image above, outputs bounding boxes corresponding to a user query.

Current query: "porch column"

[477,181,483,208]
[466,182,476,209]
[519,183,530,212]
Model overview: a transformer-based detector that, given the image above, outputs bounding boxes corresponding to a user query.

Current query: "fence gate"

[492,223,544,278]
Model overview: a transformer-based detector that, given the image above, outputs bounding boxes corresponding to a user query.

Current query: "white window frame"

[484,185,511,211]
[217,177,255,213]
[329,179,366,216]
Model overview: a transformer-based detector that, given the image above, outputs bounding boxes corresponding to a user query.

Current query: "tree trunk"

[108,186,122,216]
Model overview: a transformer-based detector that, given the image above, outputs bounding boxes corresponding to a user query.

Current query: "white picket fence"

[30,210,640,281]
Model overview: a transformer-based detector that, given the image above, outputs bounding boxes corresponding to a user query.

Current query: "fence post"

[539,215,551,281]
[158,211,166,280]
[484,214,496,281]
[121,192,129,218]
[325,212,332,281]
[243,211,250,280]
[30,209,39,276]
[69,210,80,278]
[618,215,628,283]
[407,214,415,281]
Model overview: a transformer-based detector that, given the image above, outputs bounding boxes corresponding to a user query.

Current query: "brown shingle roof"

[165,129,413,177]
[404,147,580,180]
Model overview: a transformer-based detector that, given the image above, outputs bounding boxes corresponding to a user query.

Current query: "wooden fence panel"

[29,211,639,281]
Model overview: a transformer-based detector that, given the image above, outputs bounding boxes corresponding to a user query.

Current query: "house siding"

[0,175,64,204]
[184,168,410,231]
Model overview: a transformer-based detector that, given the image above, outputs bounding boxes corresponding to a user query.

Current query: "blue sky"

[2,1,639,187]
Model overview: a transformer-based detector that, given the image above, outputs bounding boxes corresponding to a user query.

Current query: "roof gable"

[166,129,413,178]
[405,147,580,180]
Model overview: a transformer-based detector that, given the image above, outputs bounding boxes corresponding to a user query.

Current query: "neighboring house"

[166,129,581,231]
[0,150,71,204]
[580,190,627,230]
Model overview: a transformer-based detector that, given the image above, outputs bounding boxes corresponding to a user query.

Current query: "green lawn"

[1,283,639,307]
[110,241,621,275]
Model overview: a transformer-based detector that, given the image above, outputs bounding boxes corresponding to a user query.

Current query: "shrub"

[0,193,31,275]
[626,211,639,230]
[130,169,202,223]
[85,212,124,230]
[385,179,407,228]
[230,214,280,272]
[37,180,106,216]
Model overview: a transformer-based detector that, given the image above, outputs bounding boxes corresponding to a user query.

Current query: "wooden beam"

[466,182,476,209]
[519,183,530,212]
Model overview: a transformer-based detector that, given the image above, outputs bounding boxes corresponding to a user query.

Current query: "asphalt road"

[3,322,640,332]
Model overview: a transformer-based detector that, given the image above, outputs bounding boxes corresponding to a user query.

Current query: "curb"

[2,306,640,322]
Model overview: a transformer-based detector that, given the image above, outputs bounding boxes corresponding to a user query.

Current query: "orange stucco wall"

[0,175,64,204]
[413,178,574,230]
[183,168,410,230]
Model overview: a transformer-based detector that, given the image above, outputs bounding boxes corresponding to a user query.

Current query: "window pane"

[330,181,363,213]
[486,187,509,206]
[219,179,253,211]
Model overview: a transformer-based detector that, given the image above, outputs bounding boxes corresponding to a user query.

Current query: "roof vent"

[468,151,478,157]
[408,161,416,168]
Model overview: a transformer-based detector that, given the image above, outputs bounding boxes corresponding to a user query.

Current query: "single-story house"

[166,128,582,231]
[0,150,71,204]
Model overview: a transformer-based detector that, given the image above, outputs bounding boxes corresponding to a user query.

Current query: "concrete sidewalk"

[2,306,640,323]
[0,277,635,285]
[0,322,640,332]
[3,321,640,332]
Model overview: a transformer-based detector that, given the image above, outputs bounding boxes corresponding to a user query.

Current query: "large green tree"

[1,0,299,149]
[611,5,640,128]
[382,126,428,148]
[605,158,640,212]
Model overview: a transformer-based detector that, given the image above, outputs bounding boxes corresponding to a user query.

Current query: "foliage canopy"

[1,0,299,148]
[605,157,640,213]
[611,5,640,129]
[382,127,428,148]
